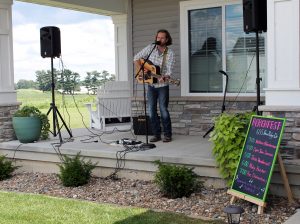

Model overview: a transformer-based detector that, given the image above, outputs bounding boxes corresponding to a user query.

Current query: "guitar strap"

[161,47,168,75]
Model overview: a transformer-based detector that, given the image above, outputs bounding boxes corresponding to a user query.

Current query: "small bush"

[154,160,202,199]
[0,155,19,181]
[58,152,97,187]
[210,112,253,186]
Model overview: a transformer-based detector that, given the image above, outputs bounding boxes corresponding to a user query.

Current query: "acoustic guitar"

[135,58,180,86]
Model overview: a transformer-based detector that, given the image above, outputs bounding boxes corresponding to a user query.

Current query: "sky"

[12,1,115,82]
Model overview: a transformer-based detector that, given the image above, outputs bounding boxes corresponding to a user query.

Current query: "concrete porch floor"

[0,128,223,184]
[0,127,300,198]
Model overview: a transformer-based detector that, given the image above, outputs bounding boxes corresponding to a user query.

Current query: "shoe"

[163,136,172,142]
[150,136,161,142]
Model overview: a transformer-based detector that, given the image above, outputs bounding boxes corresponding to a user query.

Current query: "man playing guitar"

[134,29,175,143]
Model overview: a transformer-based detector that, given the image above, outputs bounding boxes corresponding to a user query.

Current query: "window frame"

[180,0,261,97]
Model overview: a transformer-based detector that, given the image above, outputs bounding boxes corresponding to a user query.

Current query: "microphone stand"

[203,70,228,138]
[135,43,158,149]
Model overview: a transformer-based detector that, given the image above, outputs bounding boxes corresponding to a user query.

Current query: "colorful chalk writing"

[231,115,285,202]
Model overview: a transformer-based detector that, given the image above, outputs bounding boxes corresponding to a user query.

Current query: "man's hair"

[155,29,173,46]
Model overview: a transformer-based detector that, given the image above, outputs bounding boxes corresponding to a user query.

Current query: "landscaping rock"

[0,172,299,223]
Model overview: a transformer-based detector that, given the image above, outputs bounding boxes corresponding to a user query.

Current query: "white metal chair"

[85,81,132,131]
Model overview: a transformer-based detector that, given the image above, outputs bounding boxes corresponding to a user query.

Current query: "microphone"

[219,70,228,77]
[153,40,161,45]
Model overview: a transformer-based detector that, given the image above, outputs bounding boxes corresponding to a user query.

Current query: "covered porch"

[0,127,299,199]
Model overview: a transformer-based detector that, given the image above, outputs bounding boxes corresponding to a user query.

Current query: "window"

[189,7,222,93]
[180,1,266,96]
[225,4,265,93]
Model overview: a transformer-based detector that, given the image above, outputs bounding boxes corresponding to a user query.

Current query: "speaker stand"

[46,57,72,143]
[254,30,262,115]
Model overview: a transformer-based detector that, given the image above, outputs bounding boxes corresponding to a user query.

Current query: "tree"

[16,79,37,89]
[83,71,100,94]
[35,69,59,92]
[83,72,93,95]
[100,70,115,83]
[59,69,80,94]
[83,70,116,95]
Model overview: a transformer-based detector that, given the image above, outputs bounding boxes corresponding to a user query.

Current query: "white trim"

[0,0,16,104]
[265,0,300,106]
[111,14,128,81]
[19,0,126,16]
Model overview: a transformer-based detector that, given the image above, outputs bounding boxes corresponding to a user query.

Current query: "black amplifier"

[133,115,154,135]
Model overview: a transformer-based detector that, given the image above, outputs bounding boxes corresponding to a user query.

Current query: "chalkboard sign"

[230,115,285,202]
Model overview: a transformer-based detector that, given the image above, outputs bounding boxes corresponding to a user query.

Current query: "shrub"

[154,160,202,199]
[58,152,97,187]
[0,155,19,181]
[209,112,253,186]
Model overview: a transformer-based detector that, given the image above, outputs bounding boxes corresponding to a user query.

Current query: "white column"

[111,14,128,81]
[0,0,16,104]
[265,0,300,105]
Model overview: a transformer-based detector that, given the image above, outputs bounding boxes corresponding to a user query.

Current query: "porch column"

[0,0,16,104]
[0,0,19,142]
[111,14,128,81]
[265,0,300,105]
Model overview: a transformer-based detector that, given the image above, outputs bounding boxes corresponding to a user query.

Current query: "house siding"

[132,0,182,97]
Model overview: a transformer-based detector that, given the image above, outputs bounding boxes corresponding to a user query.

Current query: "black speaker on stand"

[243,0,267,33]
[40,26,61,58]
[40,26,72,143]
[243,0,267,115]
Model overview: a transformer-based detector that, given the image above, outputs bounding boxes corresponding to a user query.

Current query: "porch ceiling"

[18,0,127,15]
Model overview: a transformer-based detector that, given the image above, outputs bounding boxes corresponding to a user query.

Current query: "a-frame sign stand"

[228,153,295,214]
[276,154,295,205]
[227,116,296,215]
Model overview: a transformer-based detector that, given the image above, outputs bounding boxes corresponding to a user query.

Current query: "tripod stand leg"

[47,104,73,143]
[46,106,52,115]
[53,107,63,143]
[203,125,214,138]
[55,107,73,138]
[47,105,58,136]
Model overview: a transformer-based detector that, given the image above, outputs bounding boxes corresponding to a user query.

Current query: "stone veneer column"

[0,104,19,142]
[260,105,300,160]
[0,0,20,142]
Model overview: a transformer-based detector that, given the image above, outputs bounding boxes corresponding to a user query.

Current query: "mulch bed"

[0,172,299,223]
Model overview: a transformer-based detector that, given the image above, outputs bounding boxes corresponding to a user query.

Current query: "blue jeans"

[147,85,172,137]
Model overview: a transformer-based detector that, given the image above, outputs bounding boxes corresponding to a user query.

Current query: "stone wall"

[260,106,300,161]
[0,104,20,142]
[132,99,300,161]
[132,96,258,136]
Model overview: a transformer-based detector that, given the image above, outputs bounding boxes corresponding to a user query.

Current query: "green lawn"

[0,191,222,224]
[17,89,96,129]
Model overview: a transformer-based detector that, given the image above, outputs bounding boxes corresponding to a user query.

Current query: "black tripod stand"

[46,57,73,143]
[203,70,228,138]
[134,42,159,149]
